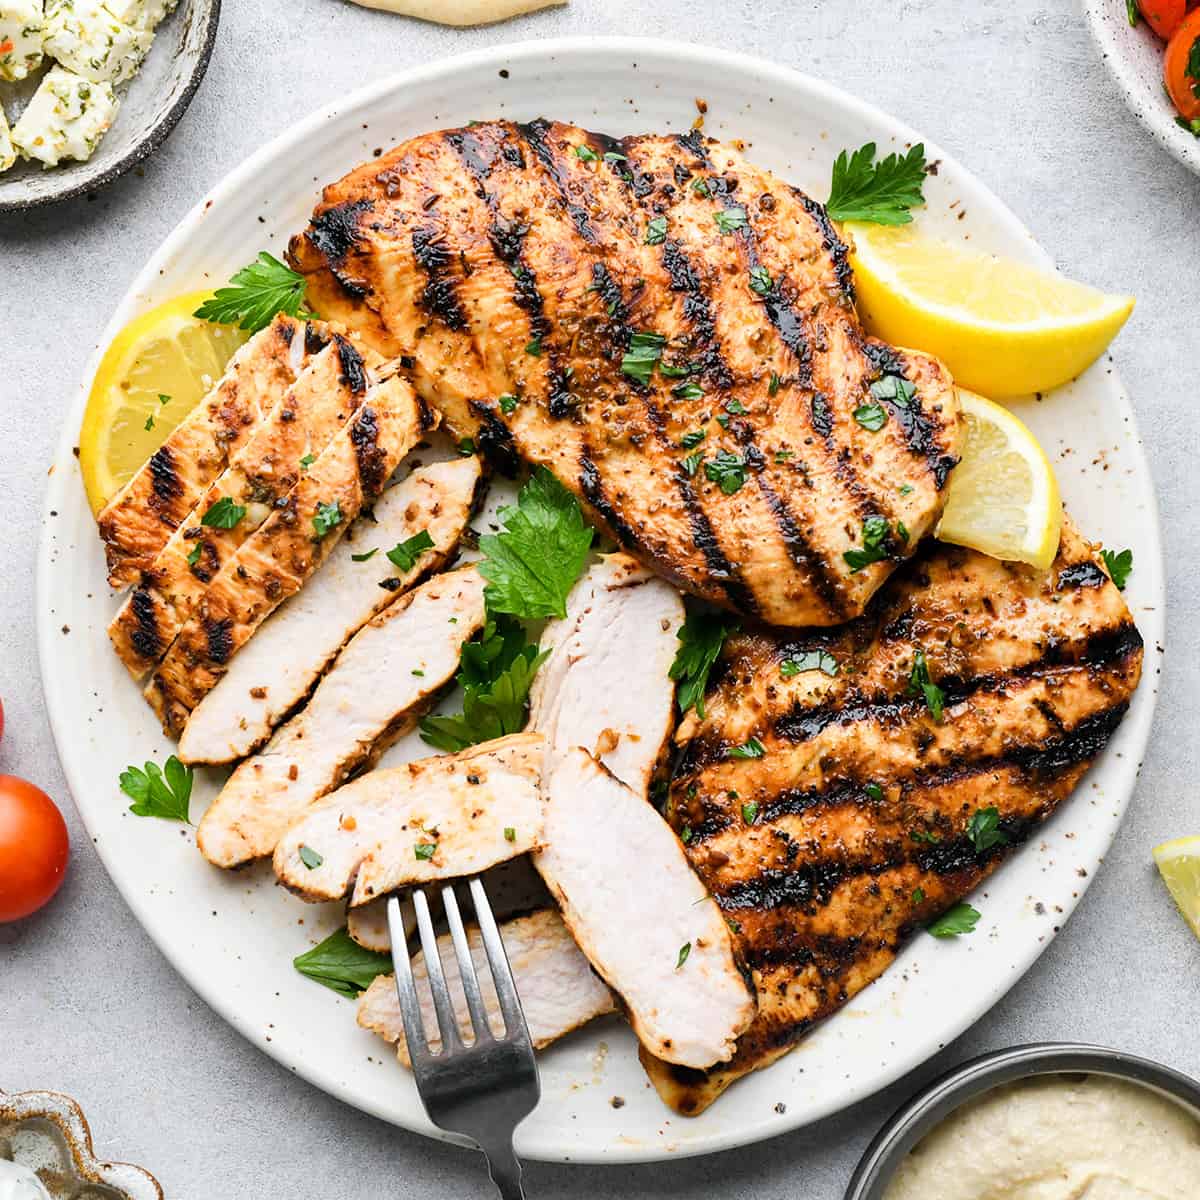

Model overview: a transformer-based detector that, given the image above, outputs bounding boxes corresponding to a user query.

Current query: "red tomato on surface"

[0,776,69,922]
[1166,10,1200,118]
[1140,0,1187,38]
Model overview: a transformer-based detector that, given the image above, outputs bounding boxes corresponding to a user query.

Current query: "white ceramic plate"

[1083,0,1200,176]
[37,38,1163,1164]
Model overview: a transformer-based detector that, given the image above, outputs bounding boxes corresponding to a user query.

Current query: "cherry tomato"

[1166,10,1200,119]
[1140,0,1187,38]
[0,776,69,922]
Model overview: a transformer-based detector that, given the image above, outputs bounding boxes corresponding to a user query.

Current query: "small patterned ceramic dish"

[1083,0,1200,177]
[0,0,220,213]
[0,1090,162,1199]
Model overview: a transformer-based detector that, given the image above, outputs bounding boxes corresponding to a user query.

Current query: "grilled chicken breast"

[274,732,544,904]
[146,375,437,734]
[98,315,314,589]
[642,518,1143,1114]
[529,552,683,793]
[288,120,962,627]
[178,457,481,764]
[534,747,755,1070]
[358,907,616,1066]
[109,333,381,680]
[196,564,485,868]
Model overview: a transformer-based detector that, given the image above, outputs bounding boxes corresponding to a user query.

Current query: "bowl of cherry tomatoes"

[1084,0,1200,175]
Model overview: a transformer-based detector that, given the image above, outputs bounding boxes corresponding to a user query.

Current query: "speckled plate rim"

[35,36,1165,1164]
[0,0,222,213]
[844,1043,1200,1199]
[1082,0,1200,177]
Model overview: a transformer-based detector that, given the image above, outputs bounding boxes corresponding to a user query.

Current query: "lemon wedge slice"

[1153,837,1200,941]
[79,291,249,516]
[847,223,1134,396]
[935,389,1062,570]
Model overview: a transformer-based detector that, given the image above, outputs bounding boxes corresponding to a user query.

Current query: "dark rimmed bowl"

[0,0,220,212]
[845,1043,1200,1200]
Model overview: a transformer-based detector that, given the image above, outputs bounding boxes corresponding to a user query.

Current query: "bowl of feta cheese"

[0,0,220,209]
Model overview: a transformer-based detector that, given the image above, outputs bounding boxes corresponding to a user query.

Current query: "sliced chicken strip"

[178,457,481,764]
[357,908,616,1066]
[196,564,484,868]
[98,315,315,589]
[529,552,683,794]
[533,748,755,1069]
[147,375,437,734]
[274,732,543,904]
[109,334,381,679]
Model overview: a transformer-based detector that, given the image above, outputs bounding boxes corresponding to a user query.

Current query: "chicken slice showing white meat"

[533,748,755,1070]
[529,553,683,794]
[274,732,543,904]
[178,457,482,765]
[196,565,487,868]
[357,907,616,1066]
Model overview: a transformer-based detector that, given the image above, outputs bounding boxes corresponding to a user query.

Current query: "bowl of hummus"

[845,1044,1200,1200]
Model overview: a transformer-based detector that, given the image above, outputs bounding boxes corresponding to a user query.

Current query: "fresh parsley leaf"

[749,265,773,295]
[854,402,888,432]
[186,543,202,569]
[704,450,747,495]
[768,372,781,397]
[194,252,312,333]
[676,942,692,969]
[774,449,793,464]
[729,736,765,759]
[912,887,926,904]
[897,520,910,543]
[826,142,928,226]
[504,826,517,842]
[911,829,941,844]
[673,382,704,400]
[714,206,748,234]
[293,927,392,998]
[351,548,378,562]
[525,337,543,356]
[299,453,315,469]
[898,483,914,496]
[681,451,705,477]
[967,806,1009,854]
[1188,35,1200,95]
[926,902,981,938]
[1177,116,1200,137]
[386,529,435,573]
[414,842,437,861]
[645,216,668,245]
[680,429,707,449]
[499,392,519,415]
[725,399,748,416]
[741,800,759,824]
[1101,548,1132,590]
[458,437,476,456]
[299,844,323,869]
[312,500,342,539]
[658,359,694,378]
[692,177,711,197]
[908,648,945,722]
[574,143,599,162]
[603,150,627,163]
[780,650,839,678]
[477,468,593,620]
[158,393,171,406]
[144,414,155,432]
[201,496,247,530]
[681,825,693,845]
[871,374,917,406]
[865,782,884,801]
[670,611,735,718]
[1126,0,1139,24]
[620,331,666,386]
[843,515,892,572]
[119,756,194,822]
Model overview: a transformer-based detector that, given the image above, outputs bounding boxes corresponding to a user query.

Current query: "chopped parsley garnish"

[926,902,981,938]
[143,414,155,432]
[692,177,711,197]
[620,331,666,386]
[414,842,437,861]
[1187,35,1200,97]
[676,942,692,969]
[854,402,888,431]
[195,252,313,333]
[704,450,748,495]
[186,543,202,568]
[504,826,517,842]
[843,516,892,572]
[158,393,171,405]
[293,927,392,999]
[670,611,735,718]
[680,429,707,449]
[911,829,941,844]
[907,648,945,722]
[865,782,884,802]
[1101,548,1132,591]
[573,143,599,162]
[912,887,926,904]
[673,382,704,400]
[499,393,519,415]
[1126,0,1139,24]
[682,451,705,477]
[386,528,435,572]
[826,142,928,226]
[741,800,760,825]
[351,548,378,562]
[201,496,247,530]
[871,374,916,406]
[897,520,910,543]
[645,216,668,245]
[457,437,476,456]
[477,467,593,619]
[729,736,766,760]
[898,483,914,496]
[768,372,781,397]
[525,337,543,356]
[780,650,839,678]
[312,500,342,539]
[967,807,1009,854]
[603,150,627,163]
[659,360,693,378]
[299,453,315,469]
[681,825,693,845]
[714,206,749,234]
[299,845,323,870]
[119,756,194,822]
[725,399,748,415]
[774,449,793,463]
[1177,116,1200,137]
[749,265,773,295]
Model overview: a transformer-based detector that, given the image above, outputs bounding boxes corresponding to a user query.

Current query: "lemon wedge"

[935,389,1062,570]
[79,291,249,515]
[1153,837,1200,941]
[847,223,1134,397]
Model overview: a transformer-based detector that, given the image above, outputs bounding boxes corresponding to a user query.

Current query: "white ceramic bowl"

[1083,0,1200,175]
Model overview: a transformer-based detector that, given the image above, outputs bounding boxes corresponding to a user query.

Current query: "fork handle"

[480,1139,526,1200]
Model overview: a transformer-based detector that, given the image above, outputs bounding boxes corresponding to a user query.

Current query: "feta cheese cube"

[0,101,16,172]
[0,0,44,82]
[11,64,118,166]
[43,0,152,84]
[100,0,175,30]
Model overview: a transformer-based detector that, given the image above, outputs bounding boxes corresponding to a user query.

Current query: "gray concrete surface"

[2,1,1198,1196]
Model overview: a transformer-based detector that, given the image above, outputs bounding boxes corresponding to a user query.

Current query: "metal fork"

[387,880,540,1199]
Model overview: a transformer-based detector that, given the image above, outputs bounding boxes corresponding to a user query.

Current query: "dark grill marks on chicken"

[642,519,1142,1115]
[288,120,963,626]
